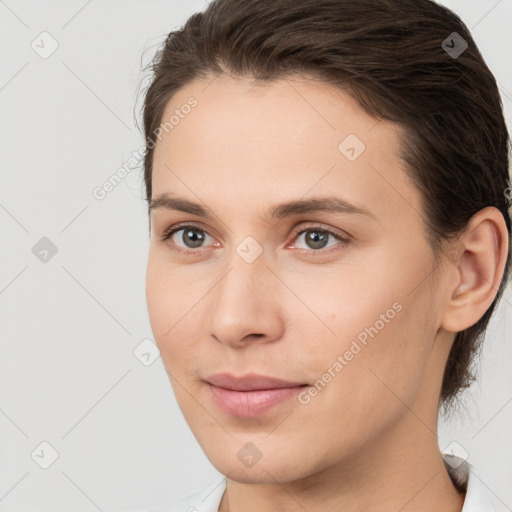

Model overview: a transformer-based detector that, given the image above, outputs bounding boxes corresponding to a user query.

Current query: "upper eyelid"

[163,221,215,239]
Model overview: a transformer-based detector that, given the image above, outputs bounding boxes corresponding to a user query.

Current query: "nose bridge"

[219,231,270,302]
[216,245,269,321]
[207,241,282,346]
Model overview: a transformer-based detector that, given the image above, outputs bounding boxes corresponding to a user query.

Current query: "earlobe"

[441,206,509,333]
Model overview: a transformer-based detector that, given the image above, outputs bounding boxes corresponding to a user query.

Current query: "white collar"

[153,452,496,511]
[442,452,496,511]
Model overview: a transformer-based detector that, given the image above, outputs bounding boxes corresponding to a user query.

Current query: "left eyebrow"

[148,193,377,221]
[267,196,377,221]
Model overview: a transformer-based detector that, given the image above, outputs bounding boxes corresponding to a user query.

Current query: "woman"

[141,0,511,510]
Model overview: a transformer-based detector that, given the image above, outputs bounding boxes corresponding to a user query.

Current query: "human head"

[141,0,511,414]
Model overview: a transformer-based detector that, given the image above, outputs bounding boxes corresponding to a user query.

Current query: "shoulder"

[148,477,227,512]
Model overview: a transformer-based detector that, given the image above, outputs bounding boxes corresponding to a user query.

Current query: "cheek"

[286,265,400,350]
[145,257,169,339]
[145,254,206,373]
[145,254,187,348]
[298,265,434,406]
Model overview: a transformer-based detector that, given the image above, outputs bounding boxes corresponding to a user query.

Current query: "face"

[146,74,449,484]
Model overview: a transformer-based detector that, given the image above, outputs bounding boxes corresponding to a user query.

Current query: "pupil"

[307,230,328,249]
[183,229,204,248]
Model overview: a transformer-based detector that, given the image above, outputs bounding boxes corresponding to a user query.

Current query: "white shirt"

[150,452,497,512]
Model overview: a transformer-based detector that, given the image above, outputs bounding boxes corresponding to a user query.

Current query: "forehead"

[154,74,385,165]
[151,74,422,223]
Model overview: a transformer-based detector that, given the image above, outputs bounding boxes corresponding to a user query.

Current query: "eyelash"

[160,222,350,257]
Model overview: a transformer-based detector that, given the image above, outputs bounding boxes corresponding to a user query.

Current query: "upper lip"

[205,373,308,391]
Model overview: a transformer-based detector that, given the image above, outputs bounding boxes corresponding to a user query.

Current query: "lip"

[204,373,308,417]
[205,373,307,391]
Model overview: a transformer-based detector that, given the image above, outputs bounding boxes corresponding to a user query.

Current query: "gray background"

[0,1,511,511]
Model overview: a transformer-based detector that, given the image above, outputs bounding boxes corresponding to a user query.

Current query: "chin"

[206,449,314,484]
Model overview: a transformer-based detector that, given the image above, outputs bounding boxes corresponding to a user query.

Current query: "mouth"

[204,373,309,417]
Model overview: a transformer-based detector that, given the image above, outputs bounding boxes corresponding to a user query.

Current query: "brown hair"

[139,0,511,413]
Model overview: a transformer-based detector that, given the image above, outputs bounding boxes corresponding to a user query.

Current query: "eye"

[290,225,349,253]
[161,224,215,253]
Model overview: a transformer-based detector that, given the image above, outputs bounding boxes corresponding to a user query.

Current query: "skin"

[145,74,508,512]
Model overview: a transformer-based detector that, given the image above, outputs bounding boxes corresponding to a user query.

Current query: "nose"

[207,251,285,349]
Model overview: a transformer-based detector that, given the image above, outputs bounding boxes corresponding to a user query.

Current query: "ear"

[441,206,510,333]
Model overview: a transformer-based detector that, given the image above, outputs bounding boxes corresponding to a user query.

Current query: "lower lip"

[207,383,306,417]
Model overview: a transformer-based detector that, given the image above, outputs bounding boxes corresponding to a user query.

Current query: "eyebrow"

[148,193,377,221]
